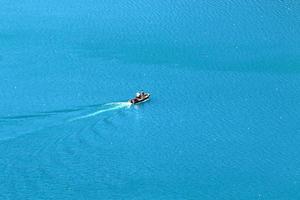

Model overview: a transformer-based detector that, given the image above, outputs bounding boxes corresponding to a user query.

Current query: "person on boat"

[137,91,145,98]
[136,92,141,99]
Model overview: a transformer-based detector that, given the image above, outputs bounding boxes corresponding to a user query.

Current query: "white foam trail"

[69,102,132,122]
[104,102,129,106]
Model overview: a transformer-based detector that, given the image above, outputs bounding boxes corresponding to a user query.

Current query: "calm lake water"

[0,1,300,199]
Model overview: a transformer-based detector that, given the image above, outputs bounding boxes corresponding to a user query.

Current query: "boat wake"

[0,101,132,141]
[69,102,132,122]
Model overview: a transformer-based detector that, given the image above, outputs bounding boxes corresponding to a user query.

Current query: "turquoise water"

[1,1,300,199]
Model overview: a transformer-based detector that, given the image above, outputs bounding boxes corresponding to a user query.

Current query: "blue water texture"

[0,1,300,199]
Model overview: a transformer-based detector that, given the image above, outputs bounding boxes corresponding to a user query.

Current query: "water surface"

[0,1,300,199]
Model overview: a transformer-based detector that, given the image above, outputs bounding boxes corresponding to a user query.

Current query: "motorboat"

[129,92,150,104]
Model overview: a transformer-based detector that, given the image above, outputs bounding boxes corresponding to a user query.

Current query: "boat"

[129,92,150,104]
